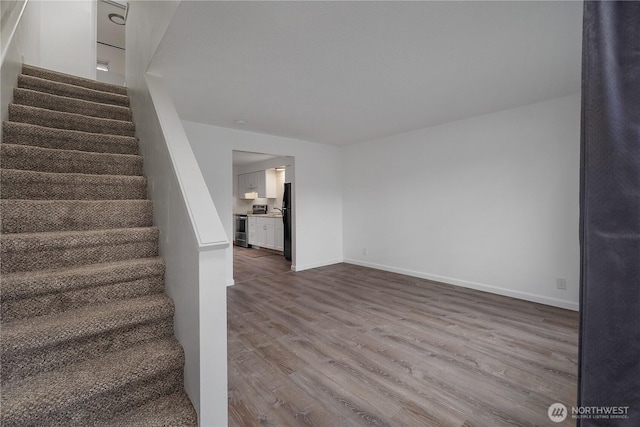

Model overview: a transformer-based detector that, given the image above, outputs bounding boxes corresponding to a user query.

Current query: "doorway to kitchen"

[232,150,295,284]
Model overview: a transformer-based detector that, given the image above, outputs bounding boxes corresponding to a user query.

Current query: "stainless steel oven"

[234,214,248,247]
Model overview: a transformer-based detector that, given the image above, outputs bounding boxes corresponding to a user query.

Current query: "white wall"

[343,94,581,310]
[19,1,97,79]
[183,121,344,284]
[96,43,125,86]
[1,0,26,55]
[0,0,26,124]
[1,0,96,125]
[275,169,285,207]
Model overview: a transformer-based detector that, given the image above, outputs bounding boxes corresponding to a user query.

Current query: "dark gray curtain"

[579,1,640,426]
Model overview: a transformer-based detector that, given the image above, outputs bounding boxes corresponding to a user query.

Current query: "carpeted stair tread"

[1,257,165,299]
[0,144,143,176]
[22,64,128,96]
[1,169,147,200]
[0,337,184,427]
[1,199,152,234]
[2,121,139,154]
[97,392,198,427]
[2,293,173,354]
[0,227,159,273]
[2,294,175,382]
[1,257,165,322]
[13,88,133,121]
[9,104,136,136]
[18,74,130,107]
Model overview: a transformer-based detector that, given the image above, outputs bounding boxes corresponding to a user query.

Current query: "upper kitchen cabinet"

[238,173,254,198]
[239,169,277,199]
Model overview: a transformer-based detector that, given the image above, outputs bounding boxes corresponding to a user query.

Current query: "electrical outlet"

[362,248,368,256]
[556,278,567,290]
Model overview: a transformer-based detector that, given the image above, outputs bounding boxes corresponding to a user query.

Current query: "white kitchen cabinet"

[238,170,277,199]
[248,217,258,245]
[274,219,284,251]
[248,216,284,251]
[263,169,276,198]
[247,172,259,190]
[256,217,274,249]
[256,217,268,247]
[238,174,248,196]
[266,220,275,249]
[238,173,256,199]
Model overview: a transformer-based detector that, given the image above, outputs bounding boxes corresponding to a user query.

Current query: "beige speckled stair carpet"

[0,64,198,426]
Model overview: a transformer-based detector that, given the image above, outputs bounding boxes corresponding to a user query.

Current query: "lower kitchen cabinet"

[248,216,283,251]
[256,218,270,247]
[274,221,284,251]
[248,217,257,245]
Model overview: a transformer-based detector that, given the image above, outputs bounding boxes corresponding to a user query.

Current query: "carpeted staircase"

[0,65,198,426]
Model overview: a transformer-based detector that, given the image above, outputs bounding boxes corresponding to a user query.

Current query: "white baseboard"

[343,258,579,311]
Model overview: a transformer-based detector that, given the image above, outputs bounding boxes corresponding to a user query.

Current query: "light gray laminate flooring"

[233,245,292,284]
[228,260,578,427]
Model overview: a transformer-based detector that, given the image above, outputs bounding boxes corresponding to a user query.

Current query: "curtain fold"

[579,1,640,426]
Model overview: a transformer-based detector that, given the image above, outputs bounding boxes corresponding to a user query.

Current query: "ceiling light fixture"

[234,119,247,125]
[108,13,126,25]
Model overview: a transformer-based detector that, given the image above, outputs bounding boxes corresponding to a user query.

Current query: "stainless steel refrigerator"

[283,183,292,261]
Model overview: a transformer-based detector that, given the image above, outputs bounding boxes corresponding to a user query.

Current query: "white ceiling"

[97,0,125,50]
[150,1,583,146]
[232,151,280,167]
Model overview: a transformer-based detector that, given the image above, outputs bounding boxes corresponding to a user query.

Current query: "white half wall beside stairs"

[126,2,230,426]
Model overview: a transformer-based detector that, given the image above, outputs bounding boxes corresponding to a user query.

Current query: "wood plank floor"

[234,245,292,284]
[228,261,579,427]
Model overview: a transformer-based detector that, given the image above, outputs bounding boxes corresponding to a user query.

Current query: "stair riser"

[22,64,128,96]
[2,368,184,427]
[1,240,158,274]
[0,177,147,201]
[2,276,165,323]
[2,122,139,155]
[2,318,174,384]
[13,88,132,121]
[0,145,143,177]
[1,200,152,234]
[18,75,130,107]
[9,105,136,137]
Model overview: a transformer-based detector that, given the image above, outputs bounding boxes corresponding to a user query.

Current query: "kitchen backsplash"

[234,197,282,214]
